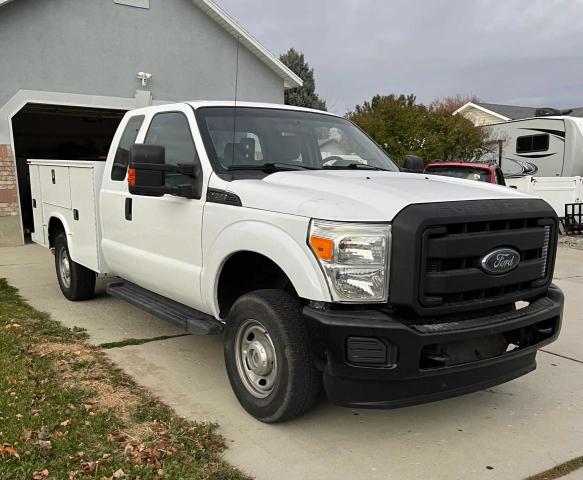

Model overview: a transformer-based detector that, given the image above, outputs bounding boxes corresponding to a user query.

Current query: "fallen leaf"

[80,460,97,474]
[32,469,49,479]
[113,468,126,478]
[0,443,20,459]
[67,451,84,461]
[60,419,72,427]
[34,440,52,451]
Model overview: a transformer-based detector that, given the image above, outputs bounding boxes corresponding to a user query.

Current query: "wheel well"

[48,217,65,248]
[217,252,297,318]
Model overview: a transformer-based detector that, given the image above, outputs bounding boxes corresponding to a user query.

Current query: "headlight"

[308,220,391,302]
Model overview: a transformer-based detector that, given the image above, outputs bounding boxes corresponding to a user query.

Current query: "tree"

[347,94,484,165]
[430,94,481,114]
[280,48,327,111]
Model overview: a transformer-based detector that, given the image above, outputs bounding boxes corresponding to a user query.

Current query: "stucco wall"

[0,0,284,108]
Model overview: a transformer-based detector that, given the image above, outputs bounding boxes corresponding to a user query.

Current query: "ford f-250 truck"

[29,101,564,423]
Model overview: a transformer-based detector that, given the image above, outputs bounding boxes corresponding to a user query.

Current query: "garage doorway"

[11,104,126,238]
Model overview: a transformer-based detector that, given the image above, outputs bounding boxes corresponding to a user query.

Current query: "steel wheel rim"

[59,247,71,289]
[235,319,278,398]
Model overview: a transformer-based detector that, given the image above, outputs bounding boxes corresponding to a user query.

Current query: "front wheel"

[224,289,321,423]
[54,232,96,301]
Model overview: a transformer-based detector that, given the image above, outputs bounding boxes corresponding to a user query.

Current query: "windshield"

[195,107,399,172]
[427,166,491,183]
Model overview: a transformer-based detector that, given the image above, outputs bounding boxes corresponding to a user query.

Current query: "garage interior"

[11,104,126,238]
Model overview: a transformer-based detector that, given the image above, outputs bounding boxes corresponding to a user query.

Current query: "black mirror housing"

[129,144,166,197]
[402,155,425,173]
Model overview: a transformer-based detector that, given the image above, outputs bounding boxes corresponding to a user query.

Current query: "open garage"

[12,104,126,237]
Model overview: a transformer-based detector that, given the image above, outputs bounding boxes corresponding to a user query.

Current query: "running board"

[106,281,223,336]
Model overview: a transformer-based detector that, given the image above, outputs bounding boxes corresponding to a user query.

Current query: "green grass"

[0,279,248,480]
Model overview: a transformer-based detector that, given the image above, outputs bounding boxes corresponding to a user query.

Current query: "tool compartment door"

[39,164,71,208]
[69,166,100,271]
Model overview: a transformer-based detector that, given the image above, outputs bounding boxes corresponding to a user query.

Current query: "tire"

[54,232,96,301]
[224,289,321,423]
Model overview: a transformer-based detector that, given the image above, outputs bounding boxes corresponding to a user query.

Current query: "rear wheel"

[54,232,96,301]
[224,289,321,423]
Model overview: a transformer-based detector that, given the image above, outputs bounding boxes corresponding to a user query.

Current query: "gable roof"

[474,102,537,120]
[0,0,303,89]
[454,101,583,121]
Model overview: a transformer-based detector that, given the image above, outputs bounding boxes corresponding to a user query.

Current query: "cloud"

[215,0,583,113]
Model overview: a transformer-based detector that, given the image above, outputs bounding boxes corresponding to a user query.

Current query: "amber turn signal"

[310,235,334,262]
[127,168,136,187]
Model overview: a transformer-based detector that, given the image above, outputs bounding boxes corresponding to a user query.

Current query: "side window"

[516,134,549,154]
[144,112,201,191]
[111,115,145,181]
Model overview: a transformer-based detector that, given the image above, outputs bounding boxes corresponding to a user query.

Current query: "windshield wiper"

[323,163,390,171]
[227,162,317,172]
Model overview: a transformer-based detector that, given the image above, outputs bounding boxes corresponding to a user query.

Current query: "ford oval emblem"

[480,248,520,275]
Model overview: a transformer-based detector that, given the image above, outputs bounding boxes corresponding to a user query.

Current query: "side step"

[106,281,223,336]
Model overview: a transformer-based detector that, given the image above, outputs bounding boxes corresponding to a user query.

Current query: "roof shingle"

[476,102,583,120]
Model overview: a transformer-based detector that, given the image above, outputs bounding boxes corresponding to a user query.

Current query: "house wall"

[0,0,284,108]
[0,0,286,246]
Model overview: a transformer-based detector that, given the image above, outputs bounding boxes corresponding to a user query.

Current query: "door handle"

[125,198,132,221]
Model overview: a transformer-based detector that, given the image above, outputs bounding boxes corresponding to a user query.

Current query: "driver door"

[103,106,206,310]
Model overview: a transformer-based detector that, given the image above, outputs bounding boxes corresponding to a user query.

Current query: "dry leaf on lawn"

[32,469,49,479]
[0,443,20,459]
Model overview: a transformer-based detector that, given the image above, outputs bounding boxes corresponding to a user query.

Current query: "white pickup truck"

[29,101,564,422]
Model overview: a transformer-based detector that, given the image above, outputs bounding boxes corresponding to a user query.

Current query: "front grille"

[420,218,554,309]
[389,199,559,317]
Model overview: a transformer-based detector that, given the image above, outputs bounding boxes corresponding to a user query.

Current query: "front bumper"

[303,284,564,408]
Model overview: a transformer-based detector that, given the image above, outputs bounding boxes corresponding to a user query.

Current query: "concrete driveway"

[1,244,582,480]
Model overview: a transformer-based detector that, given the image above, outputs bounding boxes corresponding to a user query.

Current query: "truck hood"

[211,170,533,222]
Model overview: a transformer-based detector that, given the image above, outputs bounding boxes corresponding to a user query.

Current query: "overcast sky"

[216,0,583,115]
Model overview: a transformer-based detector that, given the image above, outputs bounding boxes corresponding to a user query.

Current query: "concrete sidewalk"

[1,243,582,480]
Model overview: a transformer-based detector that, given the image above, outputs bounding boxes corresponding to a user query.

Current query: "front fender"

[201,218,331,318]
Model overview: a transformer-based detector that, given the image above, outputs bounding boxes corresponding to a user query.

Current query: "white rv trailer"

[482,116,583,178]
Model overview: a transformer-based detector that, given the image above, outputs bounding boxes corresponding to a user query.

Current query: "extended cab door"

[100,105,207,310]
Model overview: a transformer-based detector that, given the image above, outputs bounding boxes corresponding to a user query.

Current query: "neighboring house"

[0,0,302,246]
[454,102,583,126]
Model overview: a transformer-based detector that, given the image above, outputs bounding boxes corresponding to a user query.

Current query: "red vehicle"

[424,161,506,186]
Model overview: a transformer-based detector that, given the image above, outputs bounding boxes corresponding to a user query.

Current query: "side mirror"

[128,144,200,199]
[402,155,424,173]
[129,144,165,197]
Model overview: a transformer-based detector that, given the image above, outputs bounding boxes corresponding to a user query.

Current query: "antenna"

[231,36,240,170]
